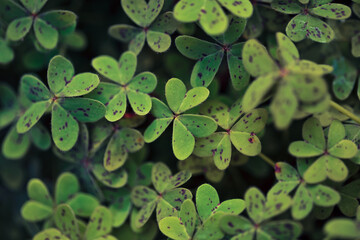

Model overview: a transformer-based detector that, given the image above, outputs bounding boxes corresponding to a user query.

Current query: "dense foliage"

[1,0,360,239]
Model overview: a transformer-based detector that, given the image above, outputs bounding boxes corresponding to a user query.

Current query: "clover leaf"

[16,55,105,151]
[34,204,117,240]
[242,32,333,129]
[144,78,217,160]
[159,183,245,240]
[87,51,157,122]
[1,0,77,49]
[324,206,360,239]
[268,162,341,220]
[21,172,99,224]
[109,0,178,54]
[271,0,351,43]
[0,37,14,64]
[193,98,267,170]
[289,118,358,183]
[173,0,253,35]
[175,15,249,90]
[220,187,301,240]
[131,162,192,228]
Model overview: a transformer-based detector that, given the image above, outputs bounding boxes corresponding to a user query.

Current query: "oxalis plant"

[1,1,360,240]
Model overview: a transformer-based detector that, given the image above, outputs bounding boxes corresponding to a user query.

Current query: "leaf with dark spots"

[127,89,152,116]
[190,50,223,88]
[196,184,220,221]
[174,0,205,23]
[307,184,340,207]
[17,100,51,133]
[92,163,128,188]
[289,141,324,158]
[213,133,232,170]
[166,170,192,191]
[193,212,226,240]
[0,0,27,23]
[121,0,164,27]
[227,42,250,91]
[175,35,221,60]
[177,87,209,113]
[133,199,157,228]
[178,114,217,138]
[91,56,122,83]
[126,162,153,188]
[150,98,173,119]
[149,12,178,34]
[193,132,225,157]
[59,98,106,123]
[85,206,113,239]
[39,10,77,29]
[51,102,79,151]
[162,188,193,213]
[276,32,300,66]
[103,188,131,227]
[57,73,99,97]
[159,216,190,240]
[271,0,303,14]
[128,31,146,55]
[213,15,247,45]
[291,183,313,220]
[230,131,261,156]
[55,204,80,240]
[220,215,254,237]
[310,3,351,20]
[34,17,59,50]
[108,24,143,42]
[215,198,245,215]
[127,72,157,94]
[152,162,172,193]
[199,0,228,35]
[6,16,33,41]
[199,100,230,129]
[232,108,268,134]
[146,30,171,53]
[156,198,178,222]
[144,117,173,143]
[2,125,30,159]
[245,187,266,224]
[179,199,196,237]
[118,51,137,85]
[260,220,302,240]
[131,186,158,208]
[218,0,253,19]
[67,193,100,218]
[20,74,51,102]
[173,118,195,160]
[47,55,75,94]
[33,228,69,240]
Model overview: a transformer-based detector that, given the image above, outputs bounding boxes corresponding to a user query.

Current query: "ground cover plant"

[1,0,360,239]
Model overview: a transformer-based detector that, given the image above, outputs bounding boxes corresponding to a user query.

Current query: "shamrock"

[193,98,267,170]
[324,206,360,240]
[33,204,117,240]
[21,172,100,224]
[0,84,51,159]
[173,0,253,35]
[289,118,358,183]
[271,0,351,43]
[242,32,333,129]
[268,161,340,220]
[175,15,250,90]
[16,55,105,151]
[144,78,217,160]
[54,123,129,189]
[0,0,77,49]
[0,37,14,64]
[220,187,302,240]
[87,51,157,122]
[159,183,245,240]
[108,0,178,55]
[131,162,192,228]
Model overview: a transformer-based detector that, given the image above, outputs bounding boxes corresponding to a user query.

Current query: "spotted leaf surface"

[151,98,173,118]
[20,74,51,102]
[17,100,51,133]
[193,212,226,240]
[227,43,250,90]
[292,184,313,220]
[307,185,340,207]
[54,204,80,240]
[131,186,158,208]
[108,24,142,42]
[178,114,217,138]
[134,200,157,228]
[199,0,228,35]
[127,90,152,115]
[174,0,204,23]
[67,193,100,217]
[220,215,254,237]
[260,221,302,240]
[57,73,99,97]
[162,188,192,212]
[165,78,187,113]
[286,14,334,43]
[146,30,171,53]
[121,0,164,27]
[128,72,157,94]
[289,141,324,157]
[144,118,173,143]
[200,100,229,129]
[271,0,302,14]
[213,134,232,170]
[85,206,113,240]
[93,163,128,189]
[310,3,351,20]
[177,87,209,113]
[328,140,358,159]
[6,16,33,41]
[47,55,75,94]
[59,98,106,123]
[276,32,300,65]
[156,198,178,222]
[55,172,80,205]
[196,183,220,221]
[303,117,326,150]
[2,125,30,159]
[215,199,245,215]
[193,132,225,157]
[232,108,268,133]
[103,133,127,172]
[34,17,59,50]
[175,35,220,60]
[20,0,47,14]
[230,131,261,156]
[152,162,172,193]
[180,199,196,237]
[173,118,195,160]
[33,228,69,240]
[245,187,266,224]
[159,217,190,240]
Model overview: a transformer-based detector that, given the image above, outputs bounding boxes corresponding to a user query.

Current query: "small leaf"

[122,0,163,27]
[134,200,157,228]
[260,221,302,240]
[55,172,80,205]
[199,100,229,129]
[146,30,171,53]
[27,178,53,207]
[34,17,59,50]
[303,117,326,150]
[199,0,228,35]
[227,43,250,90]
[193,212,226,240]
[150,12,178,34]
[59,98,106,123]
[17,100,51,133]
[39,10,77,29]
[174,0,204,23]
[215,199,245,215]
[151,98,173,118]
[159,217,190,240]
[105,188,131,227]
[51,102,79,151]
[85,206,113,240]
[292,184,313,220]
[271,0,302,14]
[104,90,127,122]
[177,87,209,113]
[92,164,128,188]
[21,200,53,222]
[156,198,178,222]
[108,24,143,42]
[57,73,99,97]
[129,31,146,55]
[91,56,122,82]
[165,78,187,113]
[230,131,261,156]
[2,126,30,159]
[220,215,254,237]
[127,90,152,115]
[196,183,220,221]
[213,134,232,170]
[20,74,51,102]
[327,120,345,149]
[310,3,351,20]
[175,35,220,60]
[173,118,195,160]
[307,184,340,207]
[20,0,47,14]
[324,218,360,239]
[162,188,193,212]
[245,187,265,224]
[6,16,33,41]
[288,141,323,157]
[152,162,171,193]
[67,193,100,218]
[328,140,358,159]
[55,204,80,240]
[127,72,157,94]
[33,228,69,240]
[218,0,253,18]
[118,51,137,85]
[144,118,173,143]
[180,199,196,237]
[47,55,75,94]
[131,186,158,208]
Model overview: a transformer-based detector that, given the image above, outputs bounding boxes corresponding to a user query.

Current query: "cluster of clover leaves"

[1,0,360,240]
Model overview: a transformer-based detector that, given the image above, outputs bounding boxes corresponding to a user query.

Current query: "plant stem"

[330,100,360,125]
[258,152,275,167]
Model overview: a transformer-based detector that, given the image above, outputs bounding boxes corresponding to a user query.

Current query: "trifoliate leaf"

[159,217,190,240]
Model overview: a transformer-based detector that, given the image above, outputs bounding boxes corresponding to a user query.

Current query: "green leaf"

[34,17,59,50]
[173,118,195,160]
[213,134,232,170]
[121,0,164,27]
[245,187,265,224]
[21,200,53,222]
[152,162,171,193]
[165,78,187,113]
[232,108,268,133]
[303,117,326,150]
[328,140,358,159]
[150,11,178,34]
[59,98,106,123]
[27,178,53,207]
[352,33,360,58]
[180,199,196,237]
[0,0,27,23]
[51,102,79,151]
[105,188,131,227]
[190,51,223,88]
[39,10,77,29]
[55,172,80,205]
[55,204,80,240]
[17,100,50,133]
[47,55,75,94]
[220,215,254,237]
[146,30,171,53]
[289,74,328,103]
[166,171,192,191]
[199,0,228,35]
[260,221,302,240]
[327,120,345,149]
[57,73,99,97]
[193,212,226,240]
[275,162,301,182]
[193,132,224,157]
[262,195,292,221]
[215,199,245,215]
[134,200,157,228]
[177,87,209,113]
[159,217,190,240]
[242,39,278,77]
[151,98,173,118]
[144,118,173,143]
[0,84,18,128]
[199,100,229,129]
[29,123,51,150]
[92,163,128,188]
[67,193,100,218]
[131,186,158,208]
[2,125,30,159]
[324,218,360,239]
[292,184,313,220]
[20,74,51,102]
[227,43,250,90]
[310,3,351,20]
[20,0,47,14]
[129,31,146,55]
[91,56,122,83]
[85,206,113,240]
[304,155,348,183]
[286,14,334,43]
[0,38,14,64]
[33,228,69,240]
[6,16,33,41]
[127,90,152,115]
[108,24,142,42]
[156,198,178,222]
[242,72,278,112]
[174,0,204,23]
[288,60,333,76]
[218,0,253,18]
[230,131,261,156]
[118,51,137,85]
[178,114,217,138]
[288,141,324,157]
[128,72,157,94]
[271,0,302,14]
[276,32,300,65]
[307,184,340,207]
[196,183,219,221]
[175,35,220,60]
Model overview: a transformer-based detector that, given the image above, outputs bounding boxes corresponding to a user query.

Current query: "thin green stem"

[258,152,275,167]
[330,100,360,125]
